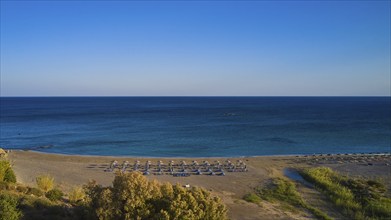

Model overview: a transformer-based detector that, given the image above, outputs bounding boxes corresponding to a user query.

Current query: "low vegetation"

[36,175,55,192]
[301,167,391,220]
[260,178,332,220]
[245,177,332,220]
[0,159,227,220]
[84,171,227,220]
[0,192,23,220]
[243,192,261,204]
[68,186,85,204]
[0,160,16,183]
[7,156,388,220]
[45,188,64,201]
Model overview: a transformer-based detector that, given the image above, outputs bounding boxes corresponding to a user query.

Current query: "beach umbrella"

[168,160,174,167]
[122,161,129,169]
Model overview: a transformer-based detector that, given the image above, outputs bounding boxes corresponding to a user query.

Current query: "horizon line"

[1,95,390,98]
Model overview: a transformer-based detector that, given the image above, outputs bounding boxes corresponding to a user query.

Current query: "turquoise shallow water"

[0,97,390,157]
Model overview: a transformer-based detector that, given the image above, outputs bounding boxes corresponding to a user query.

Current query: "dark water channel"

[283,168,314,188]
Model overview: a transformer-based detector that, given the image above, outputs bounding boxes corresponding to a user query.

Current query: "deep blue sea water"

[0,97,390,157]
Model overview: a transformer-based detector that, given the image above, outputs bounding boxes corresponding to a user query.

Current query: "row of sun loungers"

[298,152,390,157]
[294,152,391,165]
[105,160,248,176]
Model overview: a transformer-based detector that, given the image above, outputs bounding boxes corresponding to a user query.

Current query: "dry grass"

[68,186,85,203]
[36,175,54,192]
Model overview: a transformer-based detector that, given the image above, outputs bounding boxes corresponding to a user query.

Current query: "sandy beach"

[7,150,391,220]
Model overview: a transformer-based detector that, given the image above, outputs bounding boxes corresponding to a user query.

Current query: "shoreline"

[5,148,390,159]
[2,149,308,160]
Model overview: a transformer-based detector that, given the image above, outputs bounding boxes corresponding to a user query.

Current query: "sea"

[0,97,390,157]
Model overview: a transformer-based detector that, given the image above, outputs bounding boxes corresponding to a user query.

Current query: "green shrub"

[33,197,53,209]
[306,205,334,220]
[258,178,304,206]
[19,195,36,209]
[84,171,228,220]
[4,168,16,183]
[68,186,85,204]
[0,193,22,220]
[27,187,44,197]
[45,188,64,201]
[19,195,70,220]
[36,174,54,192]
[0,160,16,183]
[243,193,261,204]
[0,161,9,181]
[256,178,332,220]
[15,185,28,194]
[0,181,11,191]
[365,197,391,219]
[301,167,391,220]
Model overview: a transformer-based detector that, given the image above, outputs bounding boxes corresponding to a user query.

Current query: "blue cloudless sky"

[1,1,390,96]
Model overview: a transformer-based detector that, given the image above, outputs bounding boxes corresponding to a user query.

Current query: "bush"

[0,193,22,220]
[68,186,85,204]
[33,197,53,209]
[0,181,11,191]
[0,160,16,183]
[243,193,261,204]
[84,171,228,220]
[4,168,16,183]
[19,195,36,209]
[27,187,44,197]
[15,185,28,194]
[4,171,16,184]
[19,195,70,220]
[36,174,54,192]
[0,161,9,181]
[45,188,64,201]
